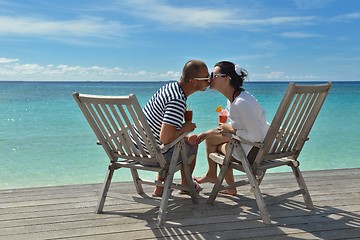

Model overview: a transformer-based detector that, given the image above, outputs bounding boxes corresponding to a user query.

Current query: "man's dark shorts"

[142,142,197,167]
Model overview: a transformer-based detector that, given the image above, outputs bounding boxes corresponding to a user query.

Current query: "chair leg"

[207,161,227,204]
[95,165,115,213]
[180,143,198,204]
[291,165,314,209]
[236,145,271,225]
[246,169,271,224]
[256,170,266,186]
[207,142,234,204]
[157,144,181,226]
[130,168,144,194]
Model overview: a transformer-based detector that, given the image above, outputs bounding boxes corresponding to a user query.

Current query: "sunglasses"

[193,77,210,81]
[210,72,227,79]
[193,75,211,81]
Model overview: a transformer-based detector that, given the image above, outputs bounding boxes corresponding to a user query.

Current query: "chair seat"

[112,159,183,172]
[209,153,298,171]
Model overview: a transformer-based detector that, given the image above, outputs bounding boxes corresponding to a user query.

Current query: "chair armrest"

[213,129,263,148]
[160,132,190,153]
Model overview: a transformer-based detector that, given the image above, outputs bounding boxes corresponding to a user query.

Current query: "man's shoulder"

[164,81,180,90]
[162,82,186,101]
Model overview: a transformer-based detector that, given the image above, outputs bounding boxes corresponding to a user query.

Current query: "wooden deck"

[1,168,359,239]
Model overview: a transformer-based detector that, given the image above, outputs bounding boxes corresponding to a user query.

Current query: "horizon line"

[1,80,359,83]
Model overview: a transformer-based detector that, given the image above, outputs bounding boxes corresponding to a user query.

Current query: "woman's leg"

[194,133,229,184]
[218,143,237,196]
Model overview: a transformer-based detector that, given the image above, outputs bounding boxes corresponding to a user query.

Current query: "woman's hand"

[196,130,215,144]
[186,134,198,145]
[217,123,236,134]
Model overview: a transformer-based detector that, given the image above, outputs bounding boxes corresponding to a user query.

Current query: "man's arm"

[160,122,196,145]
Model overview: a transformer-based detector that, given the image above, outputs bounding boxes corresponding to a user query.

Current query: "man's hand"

[182,121,197,132]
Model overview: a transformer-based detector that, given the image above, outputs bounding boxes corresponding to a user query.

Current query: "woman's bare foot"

[219,189,237,196]
[193,175,217,184]
[152,186,163,197]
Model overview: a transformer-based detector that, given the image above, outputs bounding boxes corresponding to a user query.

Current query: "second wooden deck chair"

[73,93,198,226]
[207,82,332,224]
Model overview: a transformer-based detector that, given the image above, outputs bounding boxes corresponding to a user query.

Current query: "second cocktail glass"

[218,109,228,124]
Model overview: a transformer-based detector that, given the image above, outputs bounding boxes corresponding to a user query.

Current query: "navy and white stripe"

[142,82,187,146]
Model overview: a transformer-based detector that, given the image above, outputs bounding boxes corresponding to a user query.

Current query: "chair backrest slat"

[125,104,156,156]
[287,92,317,151]
[73,93,166,167]
[253,82,332,168]
[270,93,301,153]
[85,102,119,158]
[107,104,132,155]
[128,94,163,158]
[278,92,312,152]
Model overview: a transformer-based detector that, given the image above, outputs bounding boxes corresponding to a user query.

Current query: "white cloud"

[294,0,332,9]
[0,1,321,43]
[252,71,285,80]
[116,0,317,29]
[0,58,330,81]
[234,16,317,26]
[0,57,19,63]
[0,60,180,81]
[251,70,324,80]
[120,2,236,28]
[281,31,323,38]
[332,12,360,22]
[0,15,131,42]
[284,74,320,80]
[160,71,180,78]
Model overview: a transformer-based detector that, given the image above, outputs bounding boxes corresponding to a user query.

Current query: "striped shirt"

[143,82,187,146]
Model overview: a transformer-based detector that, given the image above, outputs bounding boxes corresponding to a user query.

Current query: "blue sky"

[0,0,359,81]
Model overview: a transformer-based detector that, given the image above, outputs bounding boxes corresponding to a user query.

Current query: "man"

[142,60,210,196]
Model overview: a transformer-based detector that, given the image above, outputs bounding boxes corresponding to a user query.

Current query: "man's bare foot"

[219,189,237,196]
[193,175,217,184]
[179,181,203,194]
[152,186,163,197]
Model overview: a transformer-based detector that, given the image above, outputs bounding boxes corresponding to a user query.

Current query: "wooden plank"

[0,168,359,240]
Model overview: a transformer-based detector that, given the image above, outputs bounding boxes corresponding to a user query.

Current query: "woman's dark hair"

[214,61,248,101]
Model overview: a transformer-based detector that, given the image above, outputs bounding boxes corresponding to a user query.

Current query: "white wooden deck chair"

[73,93,198,226]
[207,82,332,224]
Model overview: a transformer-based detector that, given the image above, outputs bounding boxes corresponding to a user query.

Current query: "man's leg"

[153,174,165,197]
[180,143,200,190]
[153,142,198,196]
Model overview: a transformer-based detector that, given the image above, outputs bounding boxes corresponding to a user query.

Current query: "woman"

[195,61,269,195]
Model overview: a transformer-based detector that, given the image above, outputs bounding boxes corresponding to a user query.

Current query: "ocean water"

[1,81,359,189]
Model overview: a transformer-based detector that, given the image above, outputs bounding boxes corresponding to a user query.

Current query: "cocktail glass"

[218,109,228,124]
[184,109,193,122]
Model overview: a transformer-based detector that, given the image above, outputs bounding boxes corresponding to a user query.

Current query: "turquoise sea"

[1,81,359,190]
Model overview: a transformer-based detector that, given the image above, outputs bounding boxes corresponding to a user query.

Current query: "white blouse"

[228,91,269,159]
